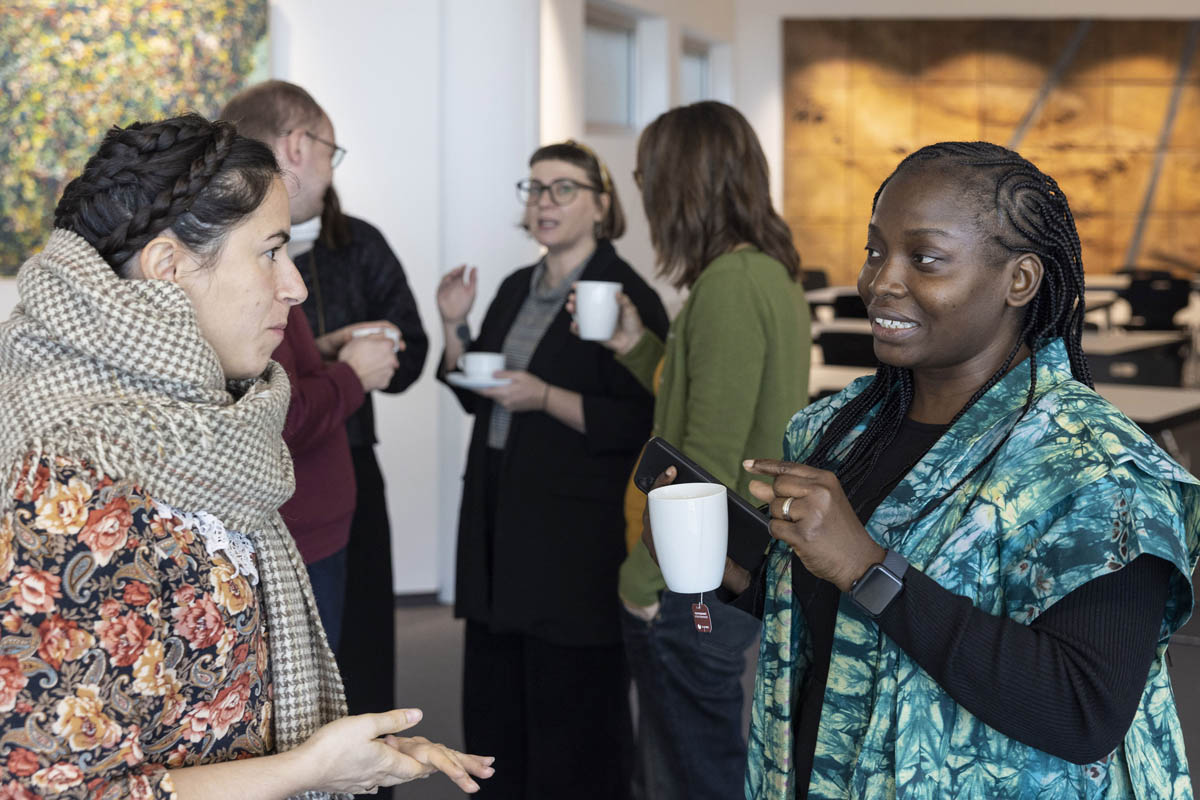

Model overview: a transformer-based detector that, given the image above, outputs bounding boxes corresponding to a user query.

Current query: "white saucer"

[447,372,512,390]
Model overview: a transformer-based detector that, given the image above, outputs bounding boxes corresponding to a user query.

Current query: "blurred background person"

[581,101,810,800]
[436,140,668,798]
[223,83,427,764]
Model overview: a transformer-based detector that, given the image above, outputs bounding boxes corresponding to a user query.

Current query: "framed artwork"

[0,0,269,275]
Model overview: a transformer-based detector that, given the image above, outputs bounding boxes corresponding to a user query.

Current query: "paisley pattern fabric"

[0,458,272,799]
[747,339,1200,799]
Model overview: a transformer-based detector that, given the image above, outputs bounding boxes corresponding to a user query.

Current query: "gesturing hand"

[297,709,495,795]
[438,264,478,324]
[477,370,548,412]
[744,459,886,592]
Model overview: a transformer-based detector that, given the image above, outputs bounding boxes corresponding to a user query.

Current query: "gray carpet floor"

[392,420,1200,798]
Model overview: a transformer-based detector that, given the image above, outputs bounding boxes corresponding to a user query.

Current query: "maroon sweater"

[273,304,364,563]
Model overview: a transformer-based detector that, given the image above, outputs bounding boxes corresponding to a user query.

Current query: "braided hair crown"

[807,142,1091,500]
[54,113,280,274]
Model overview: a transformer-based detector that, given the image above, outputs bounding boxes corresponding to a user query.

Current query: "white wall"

[271,0,542,597]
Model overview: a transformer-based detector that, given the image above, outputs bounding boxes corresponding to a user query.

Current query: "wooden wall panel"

[783,19,1200,287]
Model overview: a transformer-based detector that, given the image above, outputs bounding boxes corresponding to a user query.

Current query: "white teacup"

[574,280,622,341]
[648,482,728,593]
[458,352,505,379]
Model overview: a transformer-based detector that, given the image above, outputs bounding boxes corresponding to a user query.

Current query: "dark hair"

[218,80,326,145]
[529,140,625,240]
[636,101,800,289]
[806,141,1092,509]
[315,185,352,250]
[54,113,280,275]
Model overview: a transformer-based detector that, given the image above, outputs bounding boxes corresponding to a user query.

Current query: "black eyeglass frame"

[515,178,602,207]
[298,130,347,168]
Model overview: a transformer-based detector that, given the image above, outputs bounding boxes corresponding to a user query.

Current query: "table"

[808,364,1200,446]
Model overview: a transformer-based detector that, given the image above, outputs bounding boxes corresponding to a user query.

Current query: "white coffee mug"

[648,482,728,593]
[574,280,622,341]
[458,352,505,379]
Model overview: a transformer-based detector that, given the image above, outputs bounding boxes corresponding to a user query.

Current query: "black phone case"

[633,436,772,571]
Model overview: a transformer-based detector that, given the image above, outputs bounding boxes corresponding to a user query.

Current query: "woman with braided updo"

[641,142,1199,798]
[0,114,492,798]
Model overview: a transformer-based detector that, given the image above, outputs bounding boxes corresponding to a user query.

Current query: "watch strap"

[882,548,909,580]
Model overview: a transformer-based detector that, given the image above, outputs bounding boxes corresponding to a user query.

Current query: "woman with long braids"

[648,142,1199,798]
[0,114,492,797]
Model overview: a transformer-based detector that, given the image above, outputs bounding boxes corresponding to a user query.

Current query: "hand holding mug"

[566,288,644,356]
[340,337,399,392]
[316,320,405,359]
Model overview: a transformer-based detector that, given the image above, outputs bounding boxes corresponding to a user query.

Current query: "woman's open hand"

[295,709,495,795]
[565,289,644,356]
[438,265,478,324]
[744,459,886,592]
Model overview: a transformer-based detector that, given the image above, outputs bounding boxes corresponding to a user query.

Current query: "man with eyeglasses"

[221,83,428,800]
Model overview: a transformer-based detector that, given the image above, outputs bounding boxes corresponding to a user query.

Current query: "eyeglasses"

[303,130,347,168]
[516,178,600,207]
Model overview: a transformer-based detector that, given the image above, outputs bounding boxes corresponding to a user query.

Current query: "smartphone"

[633,436,772,571]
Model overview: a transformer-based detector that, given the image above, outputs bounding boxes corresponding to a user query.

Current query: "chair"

[832,293,868,319]
[1120,271,1191,331]
[817,331,877,367]
[801,268,829,291]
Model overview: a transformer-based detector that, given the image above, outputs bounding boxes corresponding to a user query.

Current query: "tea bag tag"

[693,592,713,634]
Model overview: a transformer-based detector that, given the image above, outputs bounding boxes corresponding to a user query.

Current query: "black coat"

[439,240,669,646]
[298,216,429,448]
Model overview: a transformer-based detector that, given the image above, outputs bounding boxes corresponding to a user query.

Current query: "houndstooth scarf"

[0,229,346,799]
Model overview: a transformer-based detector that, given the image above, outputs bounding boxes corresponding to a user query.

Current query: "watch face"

[853,566,904,617]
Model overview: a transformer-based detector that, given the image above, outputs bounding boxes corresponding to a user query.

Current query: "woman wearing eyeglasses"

[435,142,668,798]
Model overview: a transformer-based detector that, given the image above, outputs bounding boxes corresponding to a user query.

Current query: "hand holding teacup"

[565,283,644,355]
[639,466,749,596]
[744,459,886,593]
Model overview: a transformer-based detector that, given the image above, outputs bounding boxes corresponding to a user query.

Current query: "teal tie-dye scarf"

[747,339,1200,799]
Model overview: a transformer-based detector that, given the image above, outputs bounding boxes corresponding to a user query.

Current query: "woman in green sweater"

[582,101,811,799]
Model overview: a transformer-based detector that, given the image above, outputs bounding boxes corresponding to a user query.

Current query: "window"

[680,38,710,105]
[585,8,636,130]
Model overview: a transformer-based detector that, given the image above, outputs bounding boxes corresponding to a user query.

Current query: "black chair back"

[1122,276,1190,330]
[818,331,878,367]
[832,294,868,319]
[801,268,829,291]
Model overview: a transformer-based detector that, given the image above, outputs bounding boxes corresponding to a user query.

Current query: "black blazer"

[438,240,669,646]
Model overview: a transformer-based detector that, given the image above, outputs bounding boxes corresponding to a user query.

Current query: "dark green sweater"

[617,248,811,606]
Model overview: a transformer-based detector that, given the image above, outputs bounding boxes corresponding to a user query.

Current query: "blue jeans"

[622,590,761,800]
[305,547,348,652]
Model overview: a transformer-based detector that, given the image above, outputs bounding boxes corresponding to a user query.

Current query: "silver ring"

[781,496,795,520]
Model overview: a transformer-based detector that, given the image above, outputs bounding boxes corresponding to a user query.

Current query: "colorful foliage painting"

[0,1,268,274]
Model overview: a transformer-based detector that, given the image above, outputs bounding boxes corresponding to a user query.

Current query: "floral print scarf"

[747,338,1200,799]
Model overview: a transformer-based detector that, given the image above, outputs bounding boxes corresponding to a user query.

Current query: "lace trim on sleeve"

[152,499,260,585]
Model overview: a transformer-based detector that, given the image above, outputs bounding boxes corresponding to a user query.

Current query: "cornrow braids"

[54,113,280,275]
[809,143,1091,512]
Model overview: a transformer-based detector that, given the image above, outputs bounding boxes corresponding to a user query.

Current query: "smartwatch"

[849,549,909,618]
